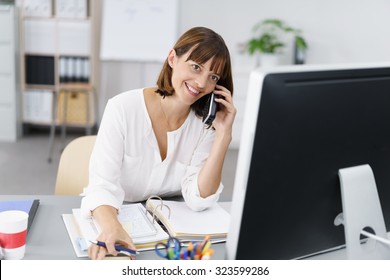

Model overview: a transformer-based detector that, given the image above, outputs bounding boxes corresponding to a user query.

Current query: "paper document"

[63,203,169,257]
[146,199,230,241]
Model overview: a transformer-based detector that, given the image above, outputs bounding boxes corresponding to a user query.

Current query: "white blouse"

[80,89,223,217]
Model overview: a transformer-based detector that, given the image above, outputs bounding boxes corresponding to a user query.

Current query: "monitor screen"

[226,63,390,259]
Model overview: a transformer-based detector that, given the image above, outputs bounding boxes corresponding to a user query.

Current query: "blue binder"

[0,199,40,233]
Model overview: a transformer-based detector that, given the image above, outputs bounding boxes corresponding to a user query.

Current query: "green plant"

[247,19,308,55]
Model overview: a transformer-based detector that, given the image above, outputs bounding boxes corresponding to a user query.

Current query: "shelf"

[24,84,55,91]
[23,83,93,92]
[58,83,93,91]
[19,0,98,129]
[23,16,91,21]
[19,0,98,161]
[22,16,56,21]
[23,120,95,128]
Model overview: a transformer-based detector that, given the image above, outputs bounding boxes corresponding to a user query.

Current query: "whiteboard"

[100,0,178,62]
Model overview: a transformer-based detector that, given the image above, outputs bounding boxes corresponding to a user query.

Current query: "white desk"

[0,195,227,260]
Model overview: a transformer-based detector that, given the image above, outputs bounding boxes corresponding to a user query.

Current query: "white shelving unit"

[18,0,100,160]
[19,0,99,127]
[0,4,21,142]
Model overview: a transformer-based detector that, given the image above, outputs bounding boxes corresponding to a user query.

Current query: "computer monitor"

[226,63,390,259]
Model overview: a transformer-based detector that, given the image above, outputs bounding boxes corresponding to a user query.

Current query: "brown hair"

[156,27,233,117]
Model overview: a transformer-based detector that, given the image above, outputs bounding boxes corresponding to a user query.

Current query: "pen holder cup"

[155,238,214,260]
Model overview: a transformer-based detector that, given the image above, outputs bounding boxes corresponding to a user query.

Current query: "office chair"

[54,135,96,195]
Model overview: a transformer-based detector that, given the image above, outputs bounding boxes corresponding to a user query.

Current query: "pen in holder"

[154,235,214,260]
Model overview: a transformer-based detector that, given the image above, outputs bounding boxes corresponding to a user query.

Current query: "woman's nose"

[195,74,208,89]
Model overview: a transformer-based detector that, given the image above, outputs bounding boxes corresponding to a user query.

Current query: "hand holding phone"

[202,92,218,128]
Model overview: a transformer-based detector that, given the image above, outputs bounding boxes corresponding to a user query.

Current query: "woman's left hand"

[212,84,237,136]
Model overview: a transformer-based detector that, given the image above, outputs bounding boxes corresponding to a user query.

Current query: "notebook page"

[72,203,168,245]
[148,200,230,235]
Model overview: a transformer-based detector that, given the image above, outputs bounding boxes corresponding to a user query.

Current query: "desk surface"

[0,195,227,260]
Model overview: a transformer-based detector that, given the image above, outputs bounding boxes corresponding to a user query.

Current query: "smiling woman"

[80,27,236,260]
[156,26,233,117]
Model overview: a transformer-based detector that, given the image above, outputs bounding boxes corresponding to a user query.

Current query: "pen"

[201,240,211,255]
[192,243,198,259]
[184,242,193,260]
[89,240,139,256]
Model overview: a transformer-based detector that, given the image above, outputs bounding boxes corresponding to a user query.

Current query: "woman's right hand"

[88,205,137,260]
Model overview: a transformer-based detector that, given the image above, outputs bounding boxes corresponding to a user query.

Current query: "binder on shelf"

[56,0,87,19]
[59,56,90,84]
[23,0,52,18]
[62,203,169,257]
[23,90,53,123]
[0,199,40,233]
[59,56,67,83]
[74,57,83,83]
[65,56,75,83]
[145,196,230,242]
[24,20,56,54]
[55,0,73,18]
[74,0,88,19]
[25,55,55,85]
[58,21,90,55]
[81,57,90,83]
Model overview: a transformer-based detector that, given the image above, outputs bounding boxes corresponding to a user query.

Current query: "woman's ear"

[167,49,176,68]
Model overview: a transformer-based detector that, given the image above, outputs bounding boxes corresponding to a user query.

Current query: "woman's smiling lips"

[186,82,201,97]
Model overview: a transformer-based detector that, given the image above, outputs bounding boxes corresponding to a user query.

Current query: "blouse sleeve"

[181,128,224,212]
[80,99,126,217]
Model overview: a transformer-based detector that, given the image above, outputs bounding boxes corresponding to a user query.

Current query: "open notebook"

[62,203,169,257]
[145,199,230,241]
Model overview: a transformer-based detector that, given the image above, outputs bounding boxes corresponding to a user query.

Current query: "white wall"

[98,0,390,146]
[181,0,390,64]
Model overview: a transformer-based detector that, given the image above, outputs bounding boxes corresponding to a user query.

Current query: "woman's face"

[168,49,220,105]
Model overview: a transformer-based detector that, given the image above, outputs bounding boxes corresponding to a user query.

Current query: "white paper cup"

[0,210,29,260]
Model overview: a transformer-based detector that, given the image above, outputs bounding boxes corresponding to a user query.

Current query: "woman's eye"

[191,64,201,71]
[211,75,220,82]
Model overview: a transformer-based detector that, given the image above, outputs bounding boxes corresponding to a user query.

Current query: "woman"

[81,26,236,259]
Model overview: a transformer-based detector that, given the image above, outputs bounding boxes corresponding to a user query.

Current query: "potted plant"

[247,19,308,66]
[294,34,308,64]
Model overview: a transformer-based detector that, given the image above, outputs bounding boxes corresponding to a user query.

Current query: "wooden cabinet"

[18,0,99,131]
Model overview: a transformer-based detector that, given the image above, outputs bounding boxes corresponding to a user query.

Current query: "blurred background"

[1,0,389,196]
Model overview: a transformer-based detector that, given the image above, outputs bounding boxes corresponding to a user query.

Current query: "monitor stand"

[334,164,390,259]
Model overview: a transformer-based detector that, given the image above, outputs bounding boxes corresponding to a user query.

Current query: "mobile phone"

[202,92,218,128]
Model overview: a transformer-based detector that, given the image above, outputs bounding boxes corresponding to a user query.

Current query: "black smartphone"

[202,92,218,128]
